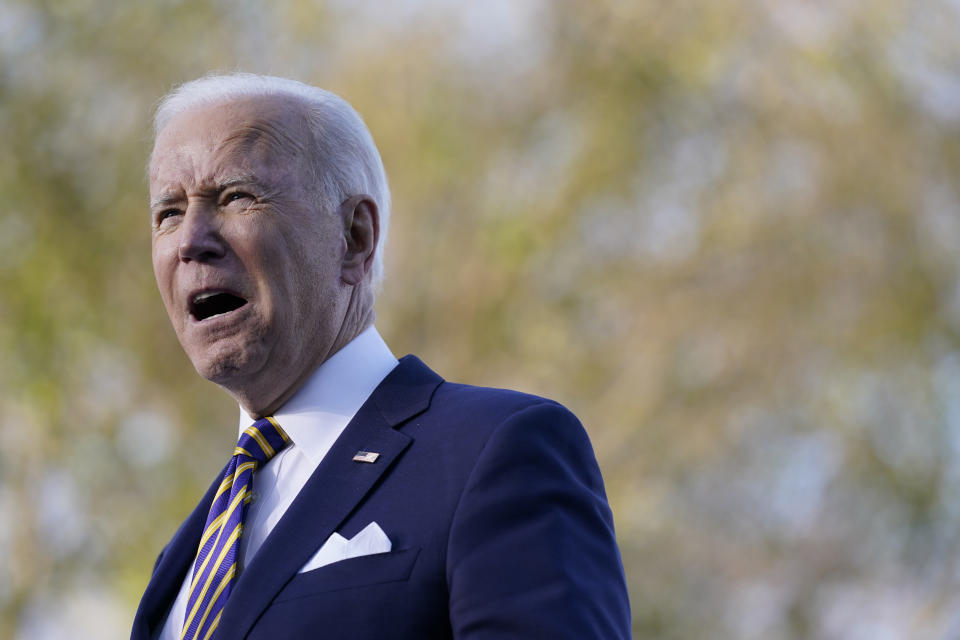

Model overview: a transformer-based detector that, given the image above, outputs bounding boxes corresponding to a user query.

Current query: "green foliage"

[2,0,959,637]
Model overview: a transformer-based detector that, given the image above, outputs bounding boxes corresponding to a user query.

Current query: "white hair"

[153,73,391,289]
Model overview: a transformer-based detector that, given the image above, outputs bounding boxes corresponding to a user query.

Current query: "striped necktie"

[180,416,291,640]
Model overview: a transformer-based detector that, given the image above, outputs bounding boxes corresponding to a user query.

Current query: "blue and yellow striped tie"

[181,416,291,640]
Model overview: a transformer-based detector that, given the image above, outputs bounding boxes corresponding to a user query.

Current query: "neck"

[234,286,375,418]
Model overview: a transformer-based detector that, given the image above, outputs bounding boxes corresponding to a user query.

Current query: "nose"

[178,205,227,263]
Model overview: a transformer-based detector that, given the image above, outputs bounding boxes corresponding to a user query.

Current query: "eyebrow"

[149,174,261,210]
[219,174,259,190]
[149,192,183,210]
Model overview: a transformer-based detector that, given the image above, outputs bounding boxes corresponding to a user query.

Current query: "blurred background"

[1,0,959,637]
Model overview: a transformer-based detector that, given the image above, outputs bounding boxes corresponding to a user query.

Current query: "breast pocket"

[273,548,422,603]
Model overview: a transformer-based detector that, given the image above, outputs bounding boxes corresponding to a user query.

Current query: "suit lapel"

[131,462,229,640]
[214,355,442,639]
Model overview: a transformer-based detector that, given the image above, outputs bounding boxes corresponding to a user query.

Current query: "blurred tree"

[1,0,958,638]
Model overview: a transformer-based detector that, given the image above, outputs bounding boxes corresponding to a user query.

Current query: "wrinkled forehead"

[149,95,315,192]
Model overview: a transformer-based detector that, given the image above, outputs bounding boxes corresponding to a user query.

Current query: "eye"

[155,208,182,225]
[222,191,254,206]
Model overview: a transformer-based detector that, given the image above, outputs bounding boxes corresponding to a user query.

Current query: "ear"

[340,195,379,286]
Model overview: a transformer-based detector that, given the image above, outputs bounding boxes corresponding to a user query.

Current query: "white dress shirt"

[158,326,398,640]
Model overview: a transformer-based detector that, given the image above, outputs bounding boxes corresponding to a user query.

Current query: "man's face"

[149,96,349,411]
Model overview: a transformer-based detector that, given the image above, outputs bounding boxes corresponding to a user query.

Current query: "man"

[132,73,631,640]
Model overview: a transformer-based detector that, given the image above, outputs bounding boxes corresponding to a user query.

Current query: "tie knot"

[234,416,291,466]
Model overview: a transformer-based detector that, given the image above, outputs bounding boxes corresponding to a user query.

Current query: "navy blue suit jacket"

[132,356,631,639]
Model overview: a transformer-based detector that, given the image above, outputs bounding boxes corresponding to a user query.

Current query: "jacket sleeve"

[446,401,632,638]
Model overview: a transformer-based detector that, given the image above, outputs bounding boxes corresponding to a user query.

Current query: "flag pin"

[353,451,380,463]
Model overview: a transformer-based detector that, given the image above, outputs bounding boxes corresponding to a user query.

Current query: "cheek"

[152,243,178,309]
[151,248,165,281]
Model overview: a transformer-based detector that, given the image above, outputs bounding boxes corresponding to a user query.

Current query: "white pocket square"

[298,521,392,573]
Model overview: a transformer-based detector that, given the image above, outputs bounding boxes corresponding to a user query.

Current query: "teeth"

[192,291,219,304]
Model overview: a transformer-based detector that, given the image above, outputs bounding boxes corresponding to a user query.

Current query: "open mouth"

[190,291,248,321]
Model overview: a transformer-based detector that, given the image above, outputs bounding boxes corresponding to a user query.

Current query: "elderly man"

[132,73,630,640]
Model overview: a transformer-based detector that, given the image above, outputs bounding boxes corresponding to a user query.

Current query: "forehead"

[149,95,313,194]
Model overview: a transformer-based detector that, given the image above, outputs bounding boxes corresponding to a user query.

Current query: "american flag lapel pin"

[353,450,380,463]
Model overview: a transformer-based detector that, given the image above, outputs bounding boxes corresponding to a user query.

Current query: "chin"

[188,341,263,387]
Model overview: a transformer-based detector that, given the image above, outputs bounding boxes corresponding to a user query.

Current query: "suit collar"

[133,355,442,640]
[213,354,442,639]
[372,355,443,425]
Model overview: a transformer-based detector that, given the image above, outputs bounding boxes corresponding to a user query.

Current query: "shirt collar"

[238,326,399,468]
